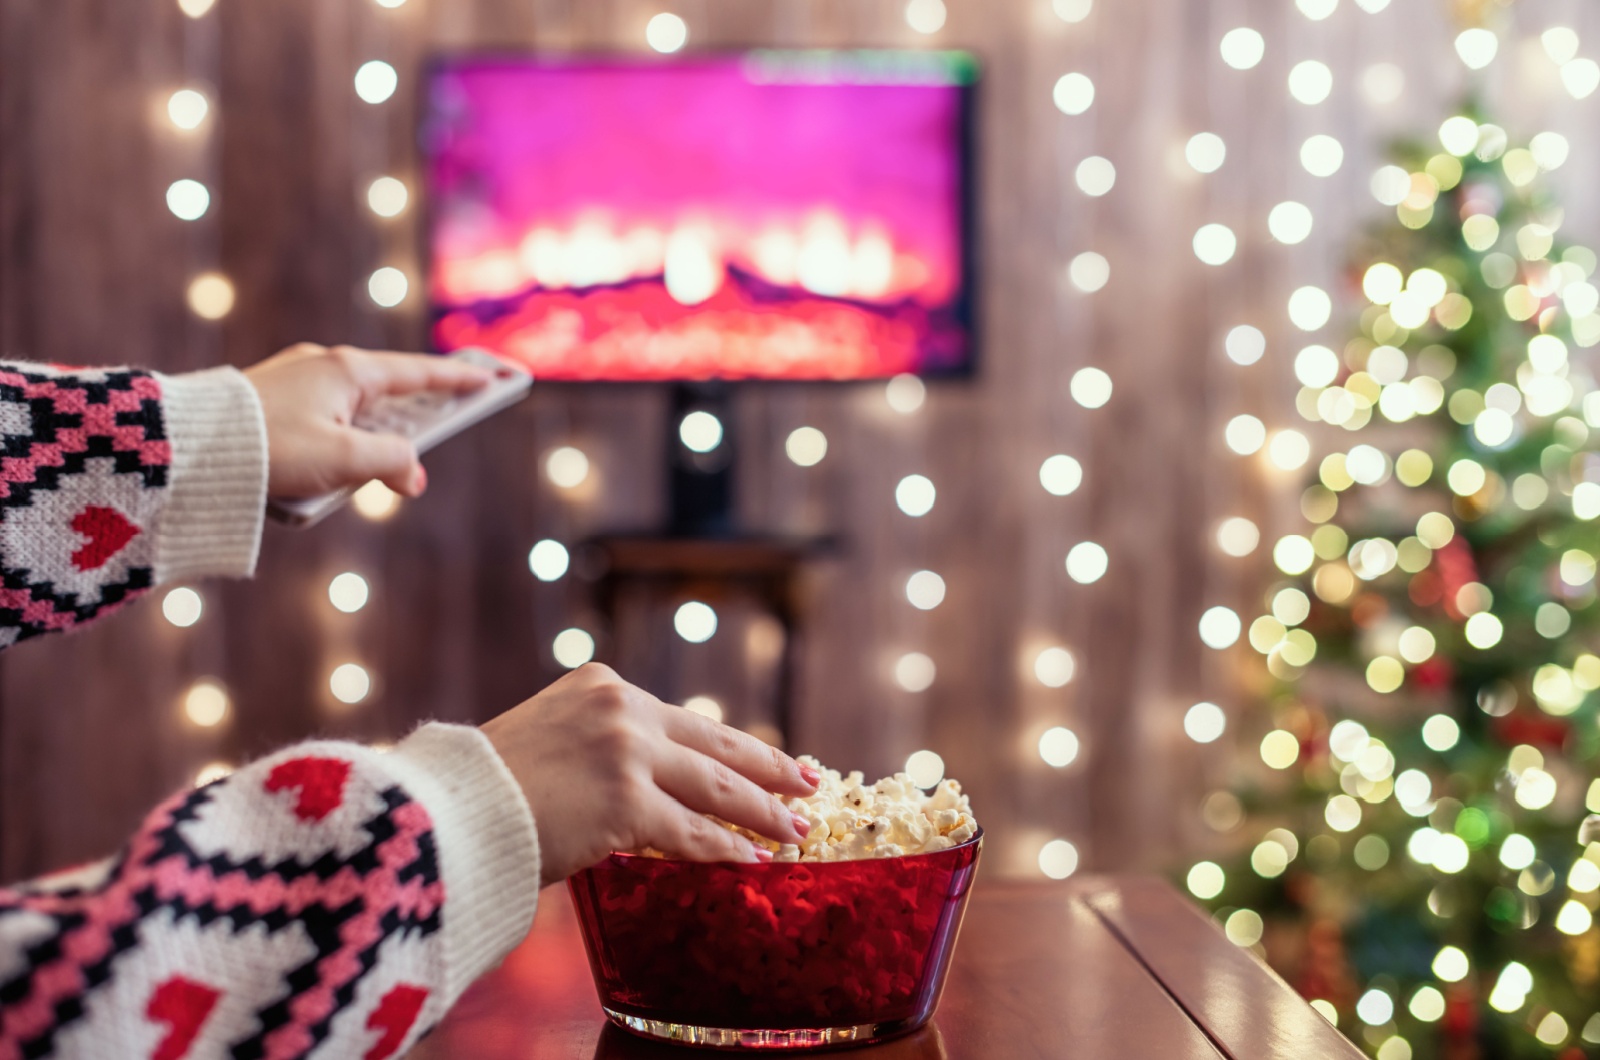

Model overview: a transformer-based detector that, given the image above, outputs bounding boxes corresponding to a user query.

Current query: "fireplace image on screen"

[422,50,977,382]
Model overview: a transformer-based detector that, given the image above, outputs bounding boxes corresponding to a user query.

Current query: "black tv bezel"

[415,48,982,387]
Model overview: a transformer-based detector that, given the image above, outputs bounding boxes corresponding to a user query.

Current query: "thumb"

[341,428,425,497]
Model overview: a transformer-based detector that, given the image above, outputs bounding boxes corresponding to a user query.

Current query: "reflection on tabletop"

[588,1023,949,1059]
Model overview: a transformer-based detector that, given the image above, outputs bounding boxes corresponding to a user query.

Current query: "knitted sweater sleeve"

[0,723,541,1059]
[0,365,545,1056]
[0,361,265,645]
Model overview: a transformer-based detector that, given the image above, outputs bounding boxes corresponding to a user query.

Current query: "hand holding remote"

[245,343,493,500]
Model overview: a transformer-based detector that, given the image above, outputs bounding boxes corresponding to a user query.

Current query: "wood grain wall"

[1,0,1596,883]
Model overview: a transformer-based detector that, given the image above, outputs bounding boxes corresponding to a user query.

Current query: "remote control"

[266,347,533,528]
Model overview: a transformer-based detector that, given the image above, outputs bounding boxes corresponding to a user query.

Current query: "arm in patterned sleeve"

[0,361,265,646]
[0,724,541,1060]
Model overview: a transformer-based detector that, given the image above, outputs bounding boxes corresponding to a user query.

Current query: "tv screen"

[421,51,977,381]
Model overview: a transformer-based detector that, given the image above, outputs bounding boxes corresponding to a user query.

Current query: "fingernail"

[791,812,812,838]
[413,466,428,495]
[751,844,773,863]
[799,766,821,788]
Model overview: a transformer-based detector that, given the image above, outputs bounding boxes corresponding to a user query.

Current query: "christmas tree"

[1201,113,1600,1060]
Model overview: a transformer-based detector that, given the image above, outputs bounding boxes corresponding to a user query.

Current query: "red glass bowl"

[568,829,982,1050]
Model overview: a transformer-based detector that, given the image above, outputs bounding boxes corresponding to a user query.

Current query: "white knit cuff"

[384,723,542,1007]
[152,367,268,583]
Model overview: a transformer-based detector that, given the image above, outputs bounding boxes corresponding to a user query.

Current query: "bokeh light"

[352,481,401,520]
[187,273,235,320]
[1070,367,1113,408]
[1039,454,1083,496]
[328,572,369,613]
[1075,156,1116,196]
[1038,839,1080,880]
[329,663,372,704]
[895,651,936,692]
[553,628,596,668]
[1184,702,1226,743]
[545,446,591,489]
[1361,63,1403,106]
[1268,429,1311,470]
[904,0,946,34]
[646,13,689,53]
[1261,730,1300,769]
[183,680,229,727]
[896,474,936,516]
[786,426,827,467]
[1052,73,1095,115]
[1287,61,1332,105]
[1187,861,1225,899]
[886,373,927,414]
[1219,28,1265,70]
[679,410,724,453]
[1269,201,1313,244]
[1068,251,1110,292]
[1193,223,1237,265]
[1225,414,1266,455]
[1225,325,1265,365]
[354,61,399,104]
[367,176,409,218]
[1300,135,1344,177]
[528,539,570,581]
[1453,27,1498,70]
[167,88,209,130]
[1034,646,1077,687]
[906,570,947,610]
[905,749,946,787]
[1288,286,1332,330]
[166,179,210,221]
[1065,542,1108,584]
[1186,133,1226,174]
[368,267,409,308]
[1039,726,1080,767]
[163,587,203,628]
[674,600,718,643]
[1199,606,1241,649]
[1216,516,1260,557]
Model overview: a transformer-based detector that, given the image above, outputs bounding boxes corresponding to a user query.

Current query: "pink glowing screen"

[422,52,977,381]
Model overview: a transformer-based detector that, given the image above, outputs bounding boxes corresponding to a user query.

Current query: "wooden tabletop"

[407,876,1364,1059]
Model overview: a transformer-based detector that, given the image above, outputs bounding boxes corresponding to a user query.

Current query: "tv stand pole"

[666,381,736,538]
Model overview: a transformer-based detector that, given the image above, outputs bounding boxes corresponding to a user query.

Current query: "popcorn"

[739,755,977,862]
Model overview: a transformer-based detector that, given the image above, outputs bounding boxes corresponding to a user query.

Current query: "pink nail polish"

[799,766,821,788]
[791,812,812,838]
[751,845,774,863]
[413,466,428,494]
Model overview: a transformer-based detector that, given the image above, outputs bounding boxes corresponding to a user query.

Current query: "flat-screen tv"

[421,51,978,381]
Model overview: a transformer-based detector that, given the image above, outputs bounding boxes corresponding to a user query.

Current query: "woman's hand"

[244,343,491,500]
[482,663,822,888]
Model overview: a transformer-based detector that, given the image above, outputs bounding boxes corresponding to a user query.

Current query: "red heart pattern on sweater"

[363,984,429,1060]
[264,757,352,822]
[69,505,139,571]
[146,975,220,1060]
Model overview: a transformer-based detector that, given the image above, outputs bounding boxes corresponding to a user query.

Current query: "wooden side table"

[407,877,1364,1059]
[581,535,833,746]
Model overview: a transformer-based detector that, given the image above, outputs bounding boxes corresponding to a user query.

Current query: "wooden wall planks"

[2,0,1598,883]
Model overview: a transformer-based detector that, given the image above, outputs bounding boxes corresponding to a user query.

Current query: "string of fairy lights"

[158,0,409,783]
